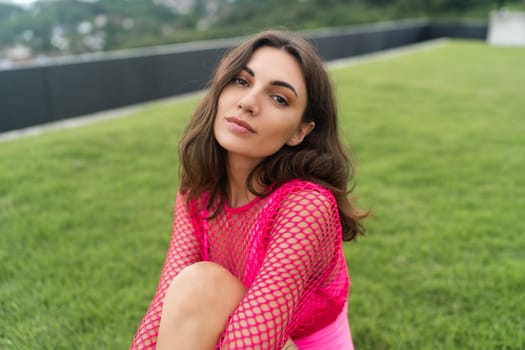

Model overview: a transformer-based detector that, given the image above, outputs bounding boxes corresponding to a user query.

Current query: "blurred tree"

[0,3,24,47]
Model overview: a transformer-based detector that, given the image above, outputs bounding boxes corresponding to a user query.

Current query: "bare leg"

[156,261,297,350]
[156,262,246,350]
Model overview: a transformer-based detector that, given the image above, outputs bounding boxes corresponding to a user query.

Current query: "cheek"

[213,114,223,142]
[272,115,303,139]
[214,94,229,132]
[217,87,235,109]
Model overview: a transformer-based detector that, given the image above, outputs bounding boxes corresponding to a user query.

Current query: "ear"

[286,121,315,147]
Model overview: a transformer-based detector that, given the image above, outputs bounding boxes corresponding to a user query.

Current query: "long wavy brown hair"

[179,30,367,241]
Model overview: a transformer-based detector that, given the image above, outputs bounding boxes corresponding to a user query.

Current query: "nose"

[237,91,259,115]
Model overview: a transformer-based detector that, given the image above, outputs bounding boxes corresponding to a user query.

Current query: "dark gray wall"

[0,19,487,133]
[427,20,488,40]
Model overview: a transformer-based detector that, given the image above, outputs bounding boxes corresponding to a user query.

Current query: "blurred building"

[488,10,525,46]
[5,44,33,61]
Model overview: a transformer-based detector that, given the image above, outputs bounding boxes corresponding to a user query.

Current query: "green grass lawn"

[1,40,524,349]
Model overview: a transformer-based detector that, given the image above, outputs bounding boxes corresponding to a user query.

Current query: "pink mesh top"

[130,179,350,349]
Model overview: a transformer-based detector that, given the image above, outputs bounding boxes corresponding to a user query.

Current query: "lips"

[225,116,256,134]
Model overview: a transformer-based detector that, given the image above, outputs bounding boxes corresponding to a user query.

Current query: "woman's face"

[213,46,314,167]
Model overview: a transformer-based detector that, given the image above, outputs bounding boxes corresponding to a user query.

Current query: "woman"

[131,29,367,349]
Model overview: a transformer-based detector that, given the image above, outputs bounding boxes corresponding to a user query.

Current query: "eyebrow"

[242,66,298,97]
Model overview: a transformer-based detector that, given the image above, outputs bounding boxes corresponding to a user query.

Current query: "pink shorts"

[293,303,354,349]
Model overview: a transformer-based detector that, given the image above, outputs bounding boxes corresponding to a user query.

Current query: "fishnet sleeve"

[218,186,341,349]
[130,192,202,349]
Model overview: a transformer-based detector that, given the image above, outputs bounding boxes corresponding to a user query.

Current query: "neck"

[226,154,263,208]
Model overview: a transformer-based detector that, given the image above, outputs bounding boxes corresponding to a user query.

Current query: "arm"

[130,192,203,349]
[219,188,340,349]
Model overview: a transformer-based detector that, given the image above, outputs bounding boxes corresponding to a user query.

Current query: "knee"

[174,262,243,291]
[165,262,246,311]
[180,261,233,282]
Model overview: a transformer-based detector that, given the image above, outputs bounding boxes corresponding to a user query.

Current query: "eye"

[272,95,289,106]
[232,77,249,87]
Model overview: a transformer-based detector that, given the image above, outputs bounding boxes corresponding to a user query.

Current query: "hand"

[282,338,298,350]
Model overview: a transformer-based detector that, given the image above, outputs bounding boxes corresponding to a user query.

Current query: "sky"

[2,0,70,7]
[3,0,101,6]
[2,0,38,6]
